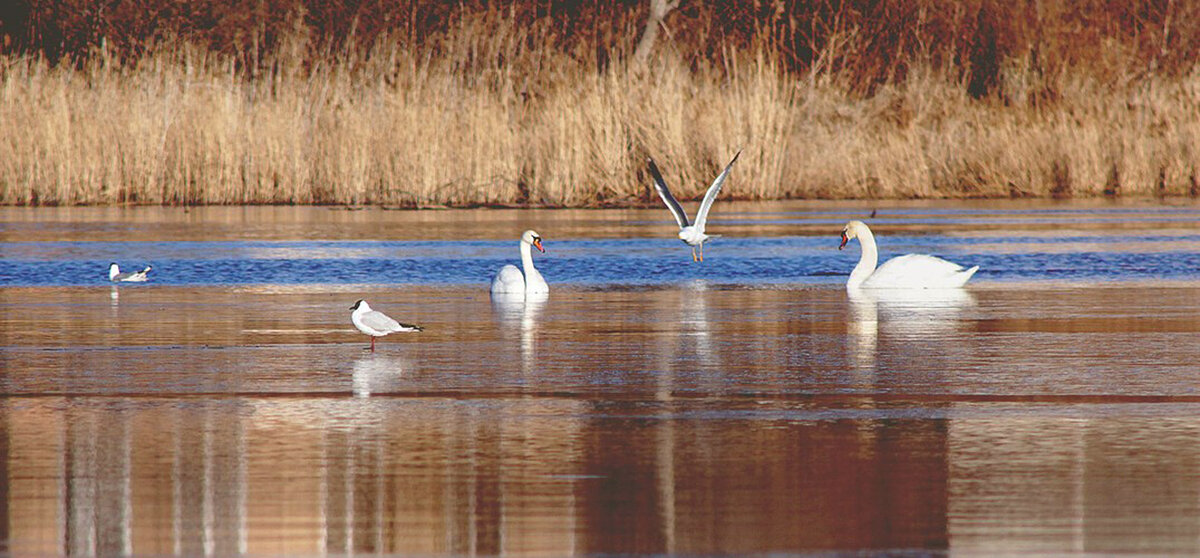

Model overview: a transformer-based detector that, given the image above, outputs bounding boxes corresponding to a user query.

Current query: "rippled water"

[2,200,1200,555]
[5,201,1200,287]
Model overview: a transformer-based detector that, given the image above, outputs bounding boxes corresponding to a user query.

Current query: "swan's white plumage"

[864,254,977,288]
[840,220,977,290]
[491,265,528,293]
[490,230,548,296]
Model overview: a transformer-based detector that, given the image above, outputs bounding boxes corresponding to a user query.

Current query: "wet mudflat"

[2,201,1200,555]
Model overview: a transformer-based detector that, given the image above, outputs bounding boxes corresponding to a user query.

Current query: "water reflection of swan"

[839,220,978,289]
[491,292,547,374]
[847,289,879,371]
[351,353,410,397]
[847,287,976,370]
[850,287,975,331]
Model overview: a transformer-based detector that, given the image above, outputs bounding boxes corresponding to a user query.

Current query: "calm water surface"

[2,200,1200,556]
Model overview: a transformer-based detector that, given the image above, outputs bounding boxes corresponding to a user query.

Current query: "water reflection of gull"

[680,280,714,360]
[351,352,410,397]
[847,287,976,370]
[652,280,714,401]
[491,292,546,375]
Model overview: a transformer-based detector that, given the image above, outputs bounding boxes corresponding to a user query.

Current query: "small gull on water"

[109,263,152,282]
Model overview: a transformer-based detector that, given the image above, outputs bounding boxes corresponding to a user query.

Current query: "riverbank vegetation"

[2,1,1199,206]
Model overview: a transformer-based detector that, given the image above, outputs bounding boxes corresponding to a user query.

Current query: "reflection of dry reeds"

[3,6,1200,205]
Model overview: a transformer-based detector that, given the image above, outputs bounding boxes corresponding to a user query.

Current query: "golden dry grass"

[3,12,1200,206]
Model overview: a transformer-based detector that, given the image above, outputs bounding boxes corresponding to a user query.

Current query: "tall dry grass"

[3,9,1200,205]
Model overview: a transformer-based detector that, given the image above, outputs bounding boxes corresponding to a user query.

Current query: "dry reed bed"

[3,32,1200,205]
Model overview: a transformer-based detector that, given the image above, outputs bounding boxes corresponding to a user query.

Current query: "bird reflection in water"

[491,291,547,376]
[351,352,411,398]
[846,287,977,373]
[678,280,715,361]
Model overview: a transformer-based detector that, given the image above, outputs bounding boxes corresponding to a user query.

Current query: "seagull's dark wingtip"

[646,157,665,182]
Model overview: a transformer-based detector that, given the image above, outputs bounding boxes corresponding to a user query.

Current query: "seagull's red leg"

[371,337,376,352]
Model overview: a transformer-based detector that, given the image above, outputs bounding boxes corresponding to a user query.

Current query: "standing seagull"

[109,263,152,282]
[647,150,741,262]
[349,299,423,352]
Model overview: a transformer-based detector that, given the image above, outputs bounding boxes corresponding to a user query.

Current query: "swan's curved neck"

[520,241,537,274]
[848,228,878,289]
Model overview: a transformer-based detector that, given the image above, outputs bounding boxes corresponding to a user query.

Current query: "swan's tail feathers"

[959,265,980,284]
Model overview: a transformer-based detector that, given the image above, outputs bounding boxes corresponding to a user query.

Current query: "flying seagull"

[647,150,741,262]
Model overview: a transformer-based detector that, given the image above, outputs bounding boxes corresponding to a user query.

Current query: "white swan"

[109,262,152,282]
[490,230,548,296]
[839,220,978,289]
[349,299,423,351]
[648,151,740,262]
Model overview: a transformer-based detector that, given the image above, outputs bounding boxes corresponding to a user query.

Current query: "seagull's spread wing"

[694,150,741,232]
[361,310,402,333]
[648,157,689,229]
